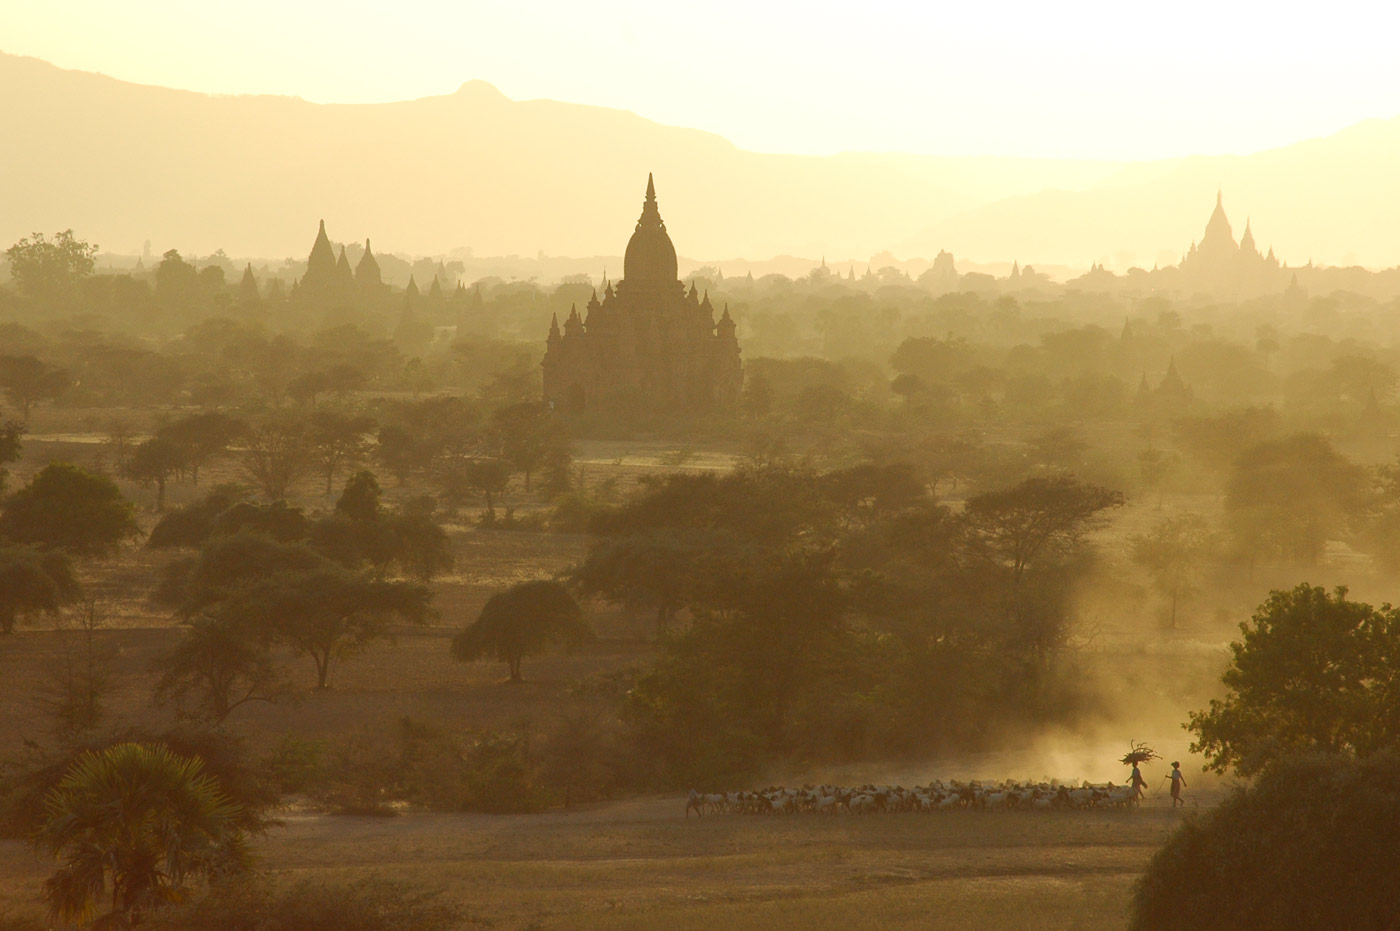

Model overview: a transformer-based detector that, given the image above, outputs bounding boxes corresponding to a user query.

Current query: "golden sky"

[4,0,1399,160]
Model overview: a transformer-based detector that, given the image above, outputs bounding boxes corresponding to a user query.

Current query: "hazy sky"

[3,0,1399,159]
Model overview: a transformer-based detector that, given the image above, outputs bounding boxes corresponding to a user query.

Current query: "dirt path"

[246,794,1188,930]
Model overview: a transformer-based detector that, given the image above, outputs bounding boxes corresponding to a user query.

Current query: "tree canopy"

[1224,433,1370,565]
[5,230,96,306]
[0,544,81,634]
[1187,584,1400,775]
[0,355,72,420]
[452,580,587,681]
[0,462,138,555]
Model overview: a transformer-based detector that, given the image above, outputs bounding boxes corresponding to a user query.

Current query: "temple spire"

[646,172,656,204]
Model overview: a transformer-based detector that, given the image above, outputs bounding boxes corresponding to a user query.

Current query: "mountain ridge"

[3,52,1396,268]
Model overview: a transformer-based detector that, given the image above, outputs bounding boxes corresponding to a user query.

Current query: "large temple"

[542,175,743,413]
[1175,191,1286,294]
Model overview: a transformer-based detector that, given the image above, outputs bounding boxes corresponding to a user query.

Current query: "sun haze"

[2,0,1398,160]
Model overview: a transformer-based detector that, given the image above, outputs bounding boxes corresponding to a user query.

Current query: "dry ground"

[0,792,1210,930]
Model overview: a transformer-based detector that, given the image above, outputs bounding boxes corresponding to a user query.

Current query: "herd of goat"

[686,780,1144,816]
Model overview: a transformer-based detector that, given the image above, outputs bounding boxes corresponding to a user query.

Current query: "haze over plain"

[3,1,1400,267]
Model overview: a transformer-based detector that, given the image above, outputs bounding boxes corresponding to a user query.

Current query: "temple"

[1176,191,1284,293]
[542,175,743,413]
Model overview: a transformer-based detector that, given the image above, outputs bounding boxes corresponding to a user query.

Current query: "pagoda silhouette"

[542,175,743,413]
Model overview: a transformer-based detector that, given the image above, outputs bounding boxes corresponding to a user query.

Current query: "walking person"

[1129,761,1148,803]
[1169,761,1187,807]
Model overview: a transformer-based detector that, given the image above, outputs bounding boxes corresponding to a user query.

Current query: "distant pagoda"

[1178,191,1285,293]
[542,175,743,413]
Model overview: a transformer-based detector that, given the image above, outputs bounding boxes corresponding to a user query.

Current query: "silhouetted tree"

[444,458,511,518]
[5,230,96,306]
[451,580,586,681]
[240,415,310,500]
[0,355,72,420]
[1187,584,1400,776]
[240,567,432,688]
[125,436,187,511]
[154,608,289,724]
[0,417,20,493]
[1130,512,1215,628]
[335,469,382,522]
[1224,433,1370,566]
[157,412,247,485]
[489,402,569,493]
[0,463,138,555]
[0,544,80,634]
[574,529,745,637]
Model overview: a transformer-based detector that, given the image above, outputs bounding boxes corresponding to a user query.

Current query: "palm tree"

[35,742,248,928]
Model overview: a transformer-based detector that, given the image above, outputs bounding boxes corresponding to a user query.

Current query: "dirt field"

[0,792,1210,929]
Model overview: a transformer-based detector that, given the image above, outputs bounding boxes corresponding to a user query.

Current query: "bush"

[460,729,550,813]
[146,488,242,548]
[263,734,328,795]
[309,720,548,814]
[1131,751,1400,930]
[146,876,472,931]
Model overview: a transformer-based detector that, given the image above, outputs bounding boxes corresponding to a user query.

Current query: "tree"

[375,424,421,486]
[308,409,376,495]
[35,742,248,929]
[153,608,289,724]
[488,401,569,493]
[0,463,139,555]
[1187,584,1400,776]
[1135,445,1176,509]
[573,528,746,637]
[383,514,453,581]
[164,532,428,689]
[1224,433,1370,566]
[316,473,452,581]
[1130,752,1400,931]
[210,501,309,543]
[157,413,246,485]
[236,567,432,689]
[172,532,326,613]
[451,580,587,681]
[0,355,72,420]
[335,470,382,522]
[960,475,1123,582]
[37,600,114,737]
[0,544,80,634]
[147,488,243,549]
[240,415,310,499]
[960,474,1123,670]
[0,417,20,493]
[740,372,773,418]
[1129,512,1214,628]
[444,458,511,518]
[5,230,96,306]
[125,436,187,512]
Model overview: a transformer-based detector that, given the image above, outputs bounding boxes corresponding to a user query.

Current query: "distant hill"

[2,52,1397,269]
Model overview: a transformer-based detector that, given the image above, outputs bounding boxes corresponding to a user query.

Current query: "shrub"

[1131,751,1400,930]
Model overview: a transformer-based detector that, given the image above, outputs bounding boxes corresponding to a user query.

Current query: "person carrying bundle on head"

[1129,761,1148,802]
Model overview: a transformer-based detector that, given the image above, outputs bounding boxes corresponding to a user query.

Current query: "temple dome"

[623,173,678,284]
